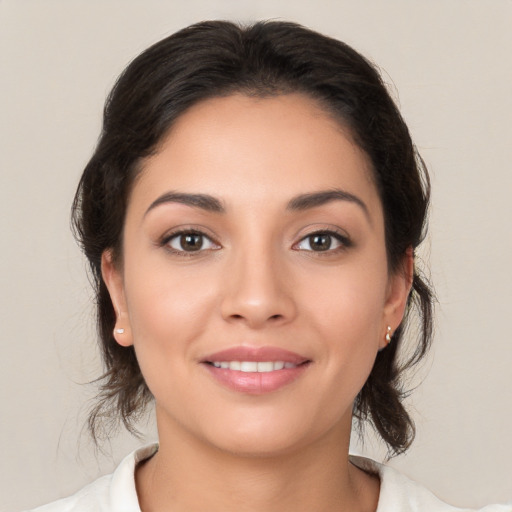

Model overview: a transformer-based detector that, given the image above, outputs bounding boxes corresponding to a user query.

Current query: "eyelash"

[160,229,220,257]
[293,229,353,254]
[160,228,352,257]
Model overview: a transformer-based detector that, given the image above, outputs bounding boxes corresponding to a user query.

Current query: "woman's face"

[103,93,410,456]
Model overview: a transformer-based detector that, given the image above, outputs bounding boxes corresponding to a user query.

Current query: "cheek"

[301,256,388,378]
[123,258,219,354]
[121,262,220,405]
[307,260,388,333]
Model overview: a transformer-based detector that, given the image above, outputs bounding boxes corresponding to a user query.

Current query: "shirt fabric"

[28,443,511,512]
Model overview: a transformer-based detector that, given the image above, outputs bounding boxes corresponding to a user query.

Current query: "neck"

[136,412,379,512]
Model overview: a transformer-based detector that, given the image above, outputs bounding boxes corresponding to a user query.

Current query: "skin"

[102,93,412,512]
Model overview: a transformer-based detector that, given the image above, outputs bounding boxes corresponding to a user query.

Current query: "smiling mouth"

[206,361,307,372]
[201,346,311,393]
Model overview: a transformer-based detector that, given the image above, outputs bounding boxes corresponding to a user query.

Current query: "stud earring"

[379,326,393,352]
[114,328,125,335]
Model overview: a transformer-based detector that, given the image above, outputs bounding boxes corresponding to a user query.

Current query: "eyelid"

[292,227,353,252]
[159,226,221,255]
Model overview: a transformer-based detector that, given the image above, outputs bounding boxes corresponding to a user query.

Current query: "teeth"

[210,361,296,372]
[257,362,273,372]
[241,361,257,372]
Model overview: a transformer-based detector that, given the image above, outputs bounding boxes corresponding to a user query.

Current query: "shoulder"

[27,474,113,512]
[350,455,511,512]
[26,444,158,512]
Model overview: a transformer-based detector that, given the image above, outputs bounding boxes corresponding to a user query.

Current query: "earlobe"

[101,250,134,347]
[380,248,414,349]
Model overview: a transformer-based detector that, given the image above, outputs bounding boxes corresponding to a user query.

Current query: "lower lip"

[203,363,310,394]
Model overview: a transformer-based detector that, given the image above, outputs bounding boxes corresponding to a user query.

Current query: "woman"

[30,20,508,512]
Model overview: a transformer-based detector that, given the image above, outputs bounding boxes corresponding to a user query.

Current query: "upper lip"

[202,346,310,364]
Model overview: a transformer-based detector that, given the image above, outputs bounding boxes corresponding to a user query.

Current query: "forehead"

[131,93,380,215]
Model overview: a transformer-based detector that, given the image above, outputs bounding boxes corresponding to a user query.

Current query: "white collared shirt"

[28,444,511,512]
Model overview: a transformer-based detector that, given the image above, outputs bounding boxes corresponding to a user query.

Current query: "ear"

[101,250,133,347]
[380,247,414,350]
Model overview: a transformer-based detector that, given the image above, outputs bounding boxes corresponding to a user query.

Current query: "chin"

[204,427,309,459]
[192,406,343,459]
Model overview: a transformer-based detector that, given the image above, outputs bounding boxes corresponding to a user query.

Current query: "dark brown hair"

[72,20,433,456]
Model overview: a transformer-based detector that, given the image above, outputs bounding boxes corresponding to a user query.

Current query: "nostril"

[228,313,283,322]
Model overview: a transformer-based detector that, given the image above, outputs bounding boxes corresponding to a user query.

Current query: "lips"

[201,346,311,394]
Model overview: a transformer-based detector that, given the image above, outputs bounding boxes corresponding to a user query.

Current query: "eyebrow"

[287,189,370,218]
[145,192,225,216]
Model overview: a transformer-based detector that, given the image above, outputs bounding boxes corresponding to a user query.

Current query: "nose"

[220,246,297,329]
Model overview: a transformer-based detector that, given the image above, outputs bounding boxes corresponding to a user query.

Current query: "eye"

[295,231,350,252]
[165,231,219,253]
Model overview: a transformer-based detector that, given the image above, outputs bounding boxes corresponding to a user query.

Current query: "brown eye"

[167,231,218,253]
[309,234,332,251]
[295,231,350,252]
[180,233,203,251]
